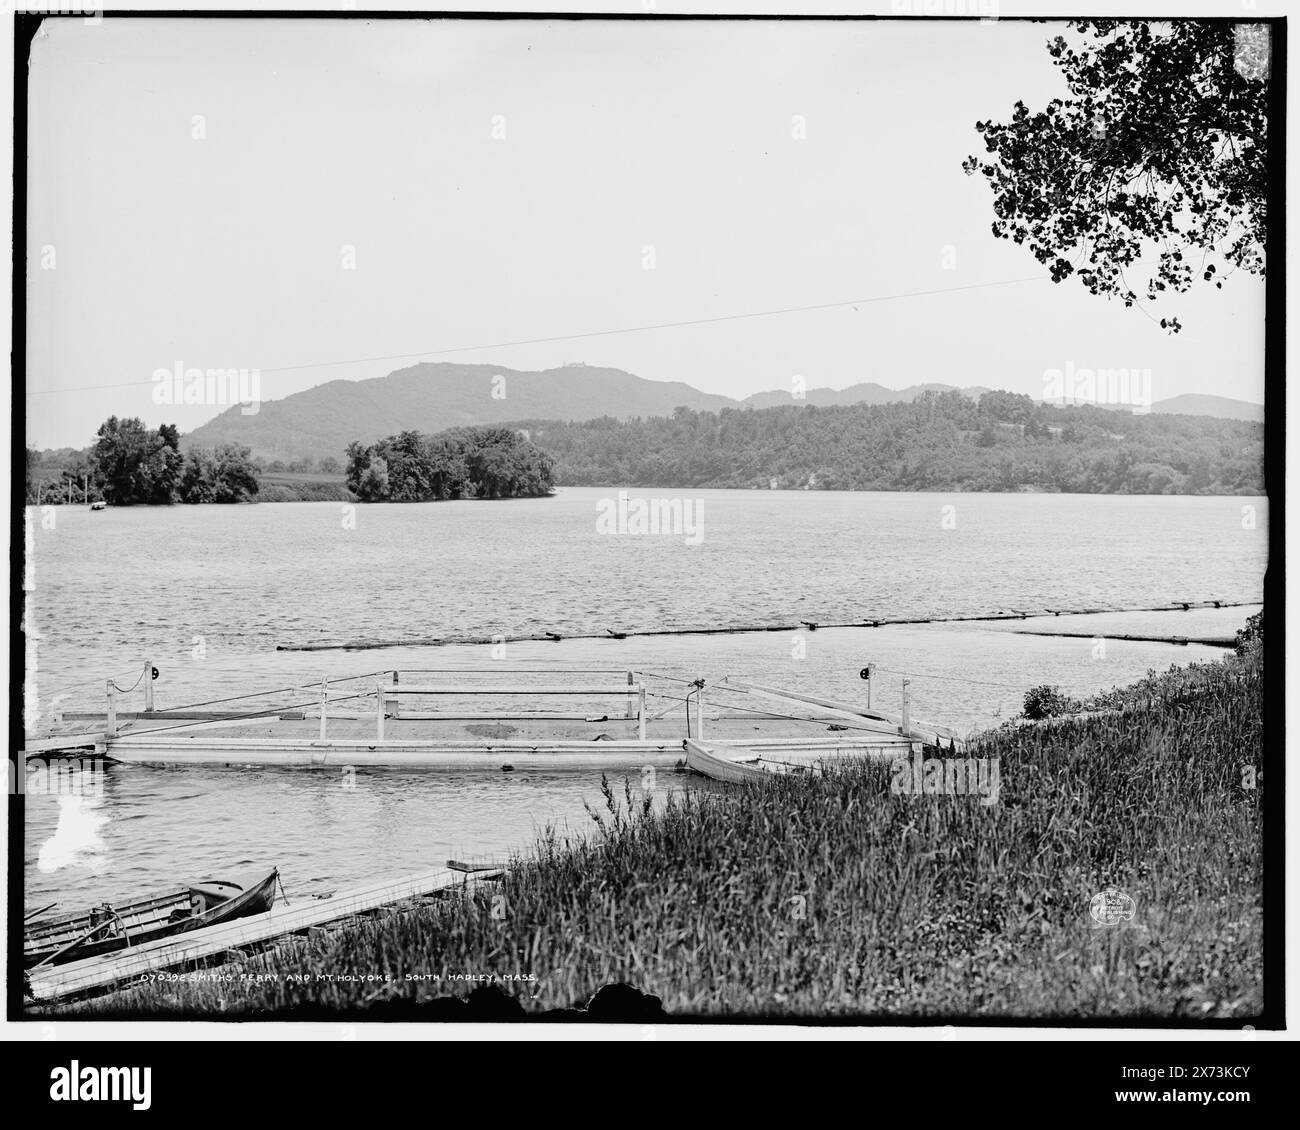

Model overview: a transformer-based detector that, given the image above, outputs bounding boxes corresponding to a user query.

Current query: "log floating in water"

[272,600,1257,651]
[1011,629,1233,647]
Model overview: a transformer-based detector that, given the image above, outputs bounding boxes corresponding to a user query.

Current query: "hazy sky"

[26,16,1265,449]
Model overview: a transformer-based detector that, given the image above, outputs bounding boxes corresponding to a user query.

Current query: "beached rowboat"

[684,739,821,785]
[24,867,278,968]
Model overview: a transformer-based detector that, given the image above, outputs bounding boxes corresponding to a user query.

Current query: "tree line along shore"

[25,419,557,506]
[26,391,1263,506]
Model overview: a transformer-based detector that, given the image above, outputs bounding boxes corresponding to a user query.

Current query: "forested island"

[344,426,555,501]
[25,420,555,505]
[520,391,1264,494]
[26,416,262,505]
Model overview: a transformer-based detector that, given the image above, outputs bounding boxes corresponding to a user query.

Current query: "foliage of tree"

[30,419,260,505]
[345,426,555,502]
[89,416,185,505]
[25,447,98,504]
[964,20,1269,332]
[177,443,261,504]
[1234,609,1263,660]
[521,391,1263,495]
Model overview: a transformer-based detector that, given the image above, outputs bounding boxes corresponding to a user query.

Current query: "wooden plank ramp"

[722,678,965,751]
[22,733,107,756]
[27,865,502,1004]
[99,736,684,769]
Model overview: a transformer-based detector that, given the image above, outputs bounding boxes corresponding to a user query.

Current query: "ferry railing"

[104,659,159,737]
[313,671,650,742]
[101,666,657,744]
[392,668,641,720]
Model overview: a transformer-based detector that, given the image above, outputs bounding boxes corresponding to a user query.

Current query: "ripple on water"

[24,491,1266,910]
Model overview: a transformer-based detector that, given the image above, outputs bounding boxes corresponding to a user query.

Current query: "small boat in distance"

[89,501,107,511]
[684,739,822,785]
[24,867,278,968]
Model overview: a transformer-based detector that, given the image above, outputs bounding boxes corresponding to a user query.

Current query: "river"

[23,488,1267,908]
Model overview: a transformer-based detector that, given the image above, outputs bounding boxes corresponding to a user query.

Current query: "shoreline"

[35,639,1264,1020]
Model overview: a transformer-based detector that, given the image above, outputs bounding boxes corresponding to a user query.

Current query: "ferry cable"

[160,669,397,713]
[106,668,148,694]
[26,274,1049,396]
[37,669,396,715]
[32,665,157,698]
[644,689,700,721]
[119,689,380,738]
[868,666,1033,691]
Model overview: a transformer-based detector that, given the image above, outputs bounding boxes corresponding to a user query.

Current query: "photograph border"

[8,7,1286,1029]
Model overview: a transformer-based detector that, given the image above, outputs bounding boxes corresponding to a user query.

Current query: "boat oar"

[24,902,57,922]
[31,915,119,968]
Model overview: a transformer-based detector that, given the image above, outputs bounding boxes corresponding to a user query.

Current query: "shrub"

[1021,684,1079,720]
[1235,610,1263,659]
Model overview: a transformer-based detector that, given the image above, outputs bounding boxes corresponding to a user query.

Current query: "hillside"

[521,391,1264,494]
[181,363,735,463]
[177,361,1264,465]
[1150,394,1264,423]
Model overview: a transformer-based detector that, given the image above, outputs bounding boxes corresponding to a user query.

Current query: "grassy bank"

[257,472,354,503]
[60,652,1262,1020]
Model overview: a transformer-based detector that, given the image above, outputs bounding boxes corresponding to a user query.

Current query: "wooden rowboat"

[24,867,278,968]
[684,739,821,785]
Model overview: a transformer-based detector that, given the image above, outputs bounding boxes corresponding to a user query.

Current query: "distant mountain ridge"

[180,361,1264,462]
[183,363,734,462]
[1150,394,1263,423]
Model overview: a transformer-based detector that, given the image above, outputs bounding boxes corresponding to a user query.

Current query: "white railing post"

[391,670,400,719]
[376,680,386,741]
[901,679,911,739]
[143,659,154,713]
[319,677,328,740]
[638,683,647,741]
[105,681,117,738]
[626,671,635,719]
[698,680,706,740]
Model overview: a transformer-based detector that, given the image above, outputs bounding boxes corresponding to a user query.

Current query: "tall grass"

[61,655,1263,1020]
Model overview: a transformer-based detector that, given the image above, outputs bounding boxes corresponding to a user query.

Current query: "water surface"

[23,489,1266,910]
